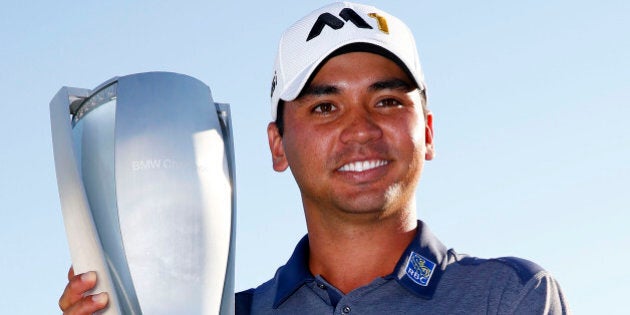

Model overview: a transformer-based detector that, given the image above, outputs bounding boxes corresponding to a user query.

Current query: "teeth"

[338,160,388,172]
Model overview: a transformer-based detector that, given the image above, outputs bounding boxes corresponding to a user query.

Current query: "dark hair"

[275,100,285,137]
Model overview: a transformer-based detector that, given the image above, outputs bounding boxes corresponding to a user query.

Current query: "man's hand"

[59,266,109,314]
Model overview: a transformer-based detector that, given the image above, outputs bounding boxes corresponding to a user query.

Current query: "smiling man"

[59,2,569,314]
[243,2,569,313]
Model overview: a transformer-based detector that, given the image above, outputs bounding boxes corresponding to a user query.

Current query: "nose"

[339,109,383,144]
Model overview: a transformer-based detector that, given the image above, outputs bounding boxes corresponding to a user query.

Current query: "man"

[59,2,569,314]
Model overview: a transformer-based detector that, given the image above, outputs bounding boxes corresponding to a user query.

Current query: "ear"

[267,122,289,172]
[424,111,435,161]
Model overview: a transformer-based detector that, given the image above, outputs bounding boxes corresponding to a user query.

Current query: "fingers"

[67,266,75,281]
[62,292,109,315]
[59,270,97,310]
[59,270,108,314]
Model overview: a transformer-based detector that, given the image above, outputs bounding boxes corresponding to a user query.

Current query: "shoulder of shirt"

[235,275,279,314]
[235,288,254,315]
[450,250,547,285]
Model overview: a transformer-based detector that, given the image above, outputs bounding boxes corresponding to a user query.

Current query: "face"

[268,52,434,219]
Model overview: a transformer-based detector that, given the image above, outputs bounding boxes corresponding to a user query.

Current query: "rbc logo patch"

[405,251,436,286]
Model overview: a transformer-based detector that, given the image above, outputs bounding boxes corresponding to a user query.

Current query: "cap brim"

[279,41,424,103]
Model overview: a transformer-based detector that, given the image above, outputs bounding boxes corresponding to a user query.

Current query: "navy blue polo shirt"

[236,221,569,314]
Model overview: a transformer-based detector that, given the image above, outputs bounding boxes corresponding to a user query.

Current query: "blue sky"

[1,1,628,313]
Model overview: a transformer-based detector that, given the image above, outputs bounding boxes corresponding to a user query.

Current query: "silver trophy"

[50,72,235,314]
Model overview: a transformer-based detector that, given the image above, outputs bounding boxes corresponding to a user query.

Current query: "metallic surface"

[51,72,236,314]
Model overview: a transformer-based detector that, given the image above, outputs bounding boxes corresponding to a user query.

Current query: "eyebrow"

[369,78,414,92]
[299,84,339,97]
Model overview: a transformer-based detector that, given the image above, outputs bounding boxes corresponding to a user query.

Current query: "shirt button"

[317,283,326,289]
[342,306,351,313]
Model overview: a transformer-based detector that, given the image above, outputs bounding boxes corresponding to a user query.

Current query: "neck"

[305,206,417,294]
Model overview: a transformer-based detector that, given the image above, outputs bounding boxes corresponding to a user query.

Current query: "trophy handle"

[216,102,237,315]
[50,87,122,315]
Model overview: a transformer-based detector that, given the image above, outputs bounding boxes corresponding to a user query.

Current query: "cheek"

[397,113,425,152]
[411,121,425,146]
[407,94,426,145]
[282,124,327,170]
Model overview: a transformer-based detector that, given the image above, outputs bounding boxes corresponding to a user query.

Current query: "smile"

[338,160,389,172]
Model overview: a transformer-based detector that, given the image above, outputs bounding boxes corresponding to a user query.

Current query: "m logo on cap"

[270,71,277,98]
[307,8,388,41]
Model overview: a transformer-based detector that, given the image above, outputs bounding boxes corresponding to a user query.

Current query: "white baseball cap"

[270,1,426,120]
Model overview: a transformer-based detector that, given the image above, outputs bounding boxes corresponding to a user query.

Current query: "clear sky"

[1,0,628,313]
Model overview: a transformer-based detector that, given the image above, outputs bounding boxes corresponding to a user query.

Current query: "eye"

[376,98,403,107]
[312,102,337,114]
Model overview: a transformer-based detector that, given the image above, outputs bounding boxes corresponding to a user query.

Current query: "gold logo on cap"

[368,13,389,34]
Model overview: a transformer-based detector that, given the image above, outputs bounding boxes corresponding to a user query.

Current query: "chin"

[338,183,409,216]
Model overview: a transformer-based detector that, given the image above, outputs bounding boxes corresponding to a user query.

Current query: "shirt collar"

[272,220,449,308]
[273,235,313,308]
[391,220,449,299]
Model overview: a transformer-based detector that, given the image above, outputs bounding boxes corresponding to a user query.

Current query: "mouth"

[337,160,389,172]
